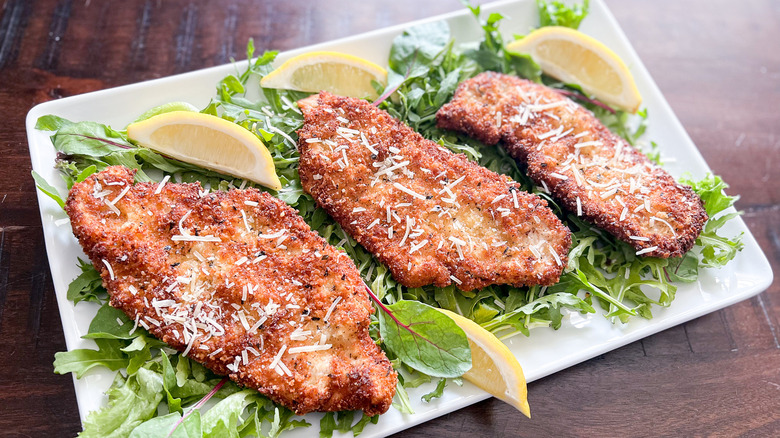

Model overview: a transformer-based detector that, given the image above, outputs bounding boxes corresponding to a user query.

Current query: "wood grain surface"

[1,0,778,436]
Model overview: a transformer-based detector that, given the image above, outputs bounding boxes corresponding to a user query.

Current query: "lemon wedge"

[126,111,281,190]
[438,308,530,417]
[260,51,387,99]
[506,26,642,113]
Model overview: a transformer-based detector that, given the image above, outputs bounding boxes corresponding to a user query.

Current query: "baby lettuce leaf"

[378,21,452,104]
[53,298,307,437]
[35,114,71,131]
[199,390,256,437]
[378,300,471,378]
[51,120,134,156]
[127,412,202,438]
[389,20,451,79]
[79,367,165,438]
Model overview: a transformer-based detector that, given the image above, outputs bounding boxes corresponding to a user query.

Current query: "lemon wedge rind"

[507,26,642,113]
[437,308,530,417]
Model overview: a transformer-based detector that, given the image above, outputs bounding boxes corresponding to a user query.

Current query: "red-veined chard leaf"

[376,299,471,378]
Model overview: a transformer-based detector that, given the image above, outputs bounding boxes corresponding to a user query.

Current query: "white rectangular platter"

[25,0,774,436]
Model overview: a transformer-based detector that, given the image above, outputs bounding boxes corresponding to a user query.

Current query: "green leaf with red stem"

[365,284,471,378]
[167,377,229,437]
[372,50,417,107]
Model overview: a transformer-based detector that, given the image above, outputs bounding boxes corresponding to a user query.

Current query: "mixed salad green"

[34,1,743,437]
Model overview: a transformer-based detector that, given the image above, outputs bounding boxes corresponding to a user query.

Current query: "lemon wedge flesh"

[260,51,387,99]
[126,111,281,190]
[507,26,642,113]
[438,308,530,417]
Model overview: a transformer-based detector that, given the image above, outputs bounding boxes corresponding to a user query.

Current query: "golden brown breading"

[65,166,396,416]
[437,72,707,258]
[297,92,571,291]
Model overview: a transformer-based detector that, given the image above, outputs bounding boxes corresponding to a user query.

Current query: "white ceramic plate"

[25,0,774,436]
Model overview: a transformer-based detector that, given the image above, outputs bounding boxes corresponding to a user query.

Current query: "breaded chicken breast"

[437,72,707,258]
[297,92,571,291]
[65,166,396,416]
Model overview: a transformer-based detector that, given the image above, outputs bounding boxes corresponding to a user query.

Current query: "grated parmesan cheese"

[636,246,658,256]
[102,259,115,280]
[323,296,342,323]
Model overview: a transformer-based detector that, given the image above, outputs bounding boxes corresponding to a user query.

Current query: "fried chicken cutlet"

[65,166,396,416]
[297,92,570,291]
[437,72,707,258]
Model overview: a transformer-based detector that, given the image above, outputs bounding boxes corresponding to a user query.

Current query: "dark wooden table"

[1,0,778,436]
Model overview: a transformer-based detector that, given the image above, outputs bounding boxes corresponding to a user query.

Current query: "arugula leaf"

[642,139,661,165]
[53,338,129,378]
[421,378,447,403]
[175,355,194,388]
[463,5,506,72]
[31,170,65,208]
[375,21,453,106]
[482,291,595,335]
[506,52,542,83]
[462,3,543,81]
[391,378,414,414]
[351,413,379,436]
[573,268,638,319]
[336,411,354,433]
[537,0,590,29]
[76,164,98,183]
[66,260,105,302]
[260,406,310,438]
[685,173,739,218]
[319,413,337,438]
[681,173,744,268]
[698,231,743,268]
[318,411,377,437]
[377,300,472,378]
